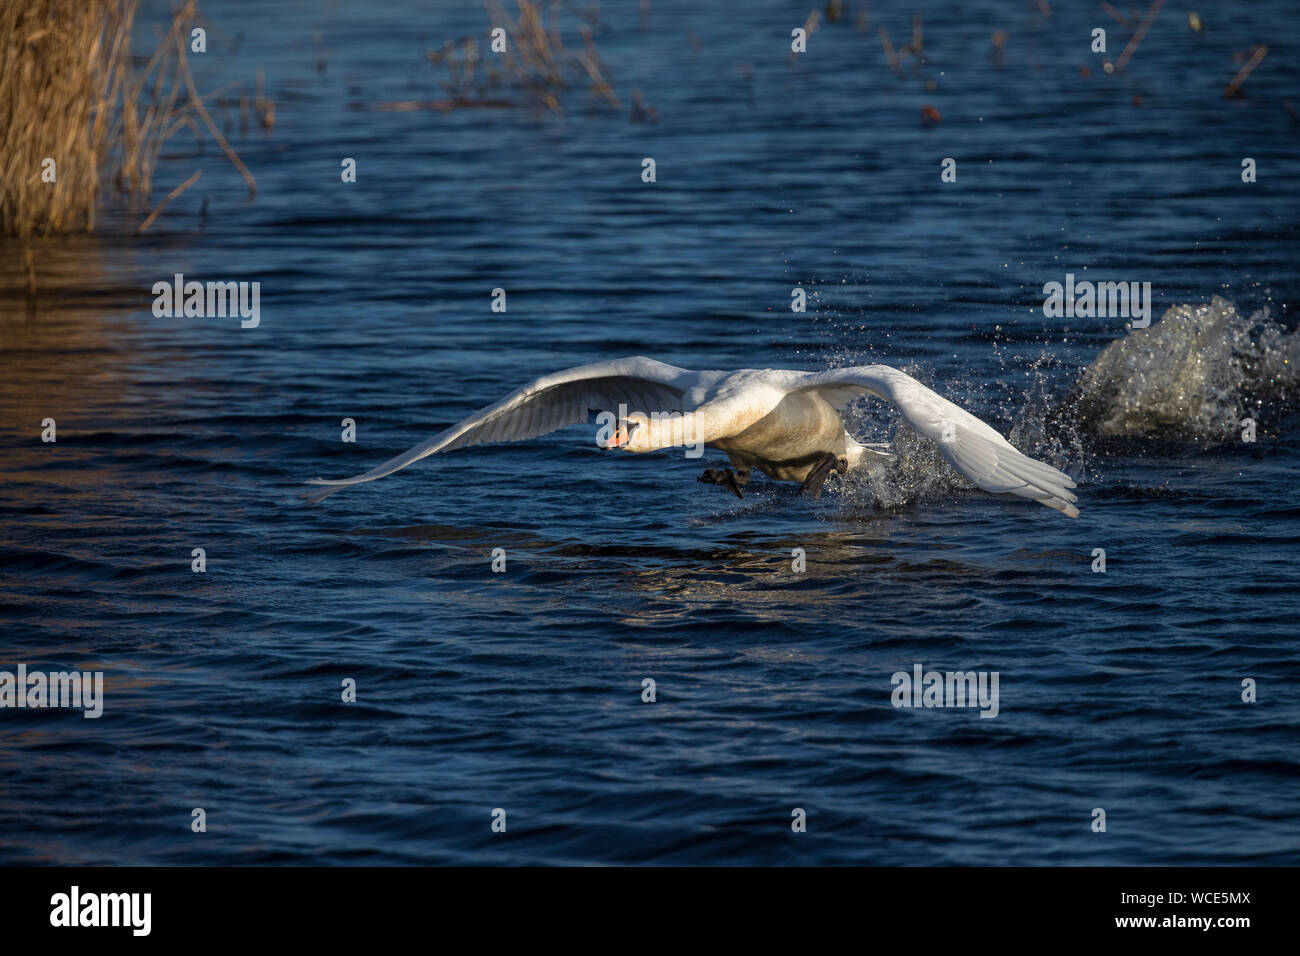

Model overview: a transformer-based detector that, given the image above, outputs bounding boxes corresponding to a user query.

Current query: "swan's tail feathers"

[844,437,895,471]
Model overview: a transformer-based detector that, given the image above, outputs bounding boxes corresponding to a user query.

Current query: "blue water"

[1,0,1298,864]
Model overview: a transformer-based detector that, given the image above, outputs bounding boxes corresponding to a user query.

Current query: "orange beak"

[602,426,629,449]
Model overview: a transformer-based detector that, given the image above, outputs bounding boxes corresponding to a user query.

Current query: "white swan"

[304,356,1078,517]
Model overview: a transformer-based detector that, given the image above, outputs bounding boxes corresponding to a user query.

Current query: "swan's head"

[600,413,651,452]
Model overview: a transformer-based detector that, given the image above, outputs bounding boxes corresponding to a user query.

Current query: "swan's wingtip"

[302,481,343,505]
[1045,498,1080,518]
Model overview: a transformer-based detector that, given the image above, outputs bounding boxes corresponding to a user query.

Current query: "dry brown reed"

[0,0,257,238]
[416,0,622,113]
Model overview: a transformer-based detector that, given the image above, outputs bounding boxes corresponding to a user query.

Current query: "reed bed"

[0,0,256,238]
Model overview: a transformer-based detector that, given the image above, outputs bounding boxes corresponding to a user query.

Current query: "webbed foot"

[698,466,749,500]
[798,454,848,501]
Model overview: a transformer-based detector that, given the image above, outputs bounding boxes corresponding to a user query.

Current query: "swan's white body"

[305,356,1079,517]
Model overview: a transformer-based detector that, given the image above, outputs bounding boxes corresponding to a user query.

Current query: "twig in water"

[1224,45,1268,99]
[879,26,903,76]
[1115,0,1165,72]
[1100,3,1134,28]
[176,19,256,195]
[136,168,200,233]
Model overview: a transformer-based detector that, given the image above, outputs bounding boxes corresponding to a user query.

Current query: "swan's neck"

[640,410,717,452]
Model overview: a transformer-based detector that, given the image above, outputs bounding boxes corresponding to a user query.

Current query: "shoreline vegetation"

[0,0,259,240]
[1,0,1278,244]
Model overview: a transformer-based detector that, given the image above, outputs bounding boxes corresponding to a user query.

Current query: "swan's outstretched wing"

[790,365,1080,517]
[304,356,694,503]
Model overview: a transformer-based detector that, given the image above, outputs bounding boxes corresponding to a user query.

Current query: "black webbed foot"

[698,466,748,500]
[798,454,847,501]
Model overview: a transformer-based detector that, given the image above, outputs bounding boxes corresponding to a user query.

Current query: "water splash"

[837,364,1003,513]
[1067,296,1299,440]
[821,297,1297,513]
